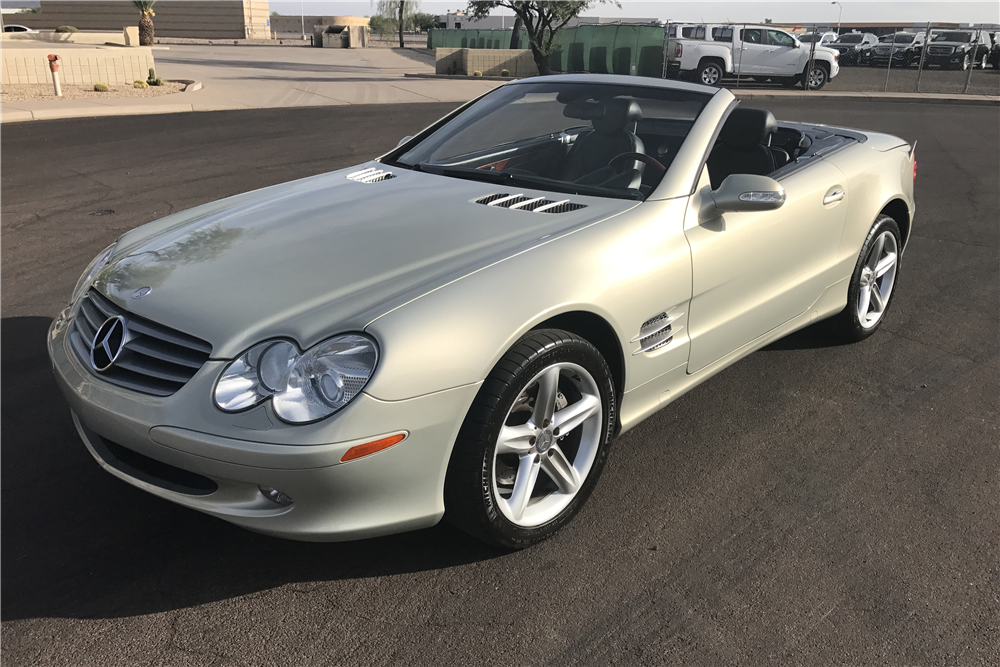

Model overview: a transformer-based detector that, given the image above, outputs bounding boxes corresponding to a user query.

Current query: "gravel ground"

[0,82,186,103]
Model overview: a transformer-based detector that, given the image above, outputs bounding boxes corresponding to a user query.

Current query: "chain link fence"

[427,22,999,95]
[663,22,998,95]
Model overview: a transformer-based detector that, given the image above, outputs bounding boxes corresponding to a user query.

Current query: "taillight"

[675,43,683,58]
[913,156,917,184]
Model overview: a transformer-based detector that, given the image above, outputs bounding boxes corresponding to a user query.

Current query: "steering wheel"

[608,152,667,174]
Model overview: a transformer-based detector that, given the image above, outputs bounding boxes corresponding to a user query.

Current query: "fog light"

[259,485,293,506]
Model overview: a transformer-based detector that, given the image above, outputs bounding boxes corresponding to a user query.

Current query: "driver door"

[684,162,849,373]
[761,29,803,76]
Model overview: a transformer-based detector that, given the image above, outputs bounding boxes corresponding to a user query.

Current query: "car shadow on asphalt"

[0,316,505,622]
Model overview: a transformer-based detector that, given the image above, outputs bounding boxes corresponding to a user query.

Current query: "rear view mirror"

[699,174,785,221]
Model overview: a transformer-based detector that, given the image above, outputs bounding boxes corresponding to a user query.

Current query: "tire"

[979,53,988,69]
[444,329,617,549]
[826,215,902,342]
[805,62,829,90]
[959,54,970,71]
[697,60,724,86]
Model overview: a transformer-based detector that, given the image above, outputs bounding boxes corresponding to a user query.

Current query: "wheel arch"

[698,55,728,73]
[529,310,625,411]
[879,198,911,249]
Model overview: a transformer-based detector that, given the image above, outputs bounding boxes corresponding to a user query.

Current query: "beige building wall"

[11,1,272,40]
[436,48,538,77]
[1,45,156,85]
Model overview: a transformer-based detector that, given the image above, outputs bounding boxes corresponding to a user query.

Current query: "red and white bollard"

[48,54,62,97]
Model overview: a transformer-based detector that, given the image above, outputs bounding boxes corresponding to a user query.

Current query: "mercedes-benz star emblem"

[132,287,152,299]
[91,316,129,372]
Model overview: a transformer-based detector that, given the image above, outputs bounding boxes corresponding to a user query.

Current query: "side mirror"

[699,174,785,221]
[397,136,413,147]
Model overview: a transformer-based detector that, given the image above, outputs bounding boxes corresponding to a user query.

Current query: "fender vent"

[475,193,587,214]
[632,310,683,355]
[347,168,396,183]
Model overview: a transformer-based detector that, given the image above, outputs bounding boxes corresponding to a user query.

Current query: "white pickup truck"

[666,25,840,89]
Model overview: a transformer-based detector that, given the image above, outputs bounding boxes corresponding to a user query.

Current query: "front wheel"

[445,329,616,549]
[805,63,829,90]
[958,54,971,70]
[825,215,902,342]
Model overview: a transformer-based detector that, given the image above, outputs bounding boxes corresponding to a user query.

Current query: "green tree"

[375,0,419,48]
[466,1,612,75]
[412,12,439,32]
[131,0,156,46]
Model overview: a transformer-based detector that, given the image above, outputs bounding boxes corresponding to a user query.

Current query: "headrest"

[719,107,777,151]
[564,98,642,135]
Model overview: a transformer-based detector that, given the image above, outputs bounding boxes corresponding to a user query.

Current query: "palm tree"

[132,0,156,46]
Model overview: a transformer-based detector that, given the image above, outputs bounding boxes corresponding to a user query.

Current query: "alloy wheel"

[807,67,826,89]
[857,230,898,329]
[491,362,602,527]
[701,65,721,85]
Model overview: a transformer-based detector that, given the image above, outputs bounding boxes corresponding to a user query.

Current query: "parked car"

[668,25,840,89]
[828,32,879,66]
[870,32,926,68]
[3,24,39,33]
[923,29,990,70]
[798,31,839,45]
[49,75,916,548]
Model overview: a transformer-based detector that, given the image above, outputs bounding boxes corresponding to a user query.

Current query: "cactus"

[93,82,109,92]
[148,67,156,79]
[149,77,163,86]
[500,69,510,77]
[134,80,149,89]
[473,70,483,77]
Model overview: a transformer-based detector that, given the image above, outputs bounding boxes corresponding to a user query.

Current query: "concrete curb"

[167,79,203,93]
[732,90,1000,106]
[405,72,517,82]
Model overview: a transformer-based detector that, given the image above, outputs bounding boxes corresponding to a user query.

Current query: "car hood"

[95,163,637,358]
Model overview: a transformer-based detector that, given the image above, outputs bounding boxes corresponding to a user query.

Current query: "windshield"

[932,31,973,42]
[835,34,864,44]
[389,82,712,201]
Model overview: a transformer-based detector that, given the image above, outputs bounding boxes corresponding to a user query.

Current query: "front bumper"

[48,307,481,541]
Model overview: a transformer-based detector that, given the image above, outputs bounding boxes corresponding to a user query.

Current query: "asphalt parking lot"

[2,99,998,666]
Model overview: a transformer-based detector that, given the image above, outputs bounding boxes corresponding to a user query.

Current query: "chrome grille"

[68,289,212,397]
[475,193,587,214]
[928,45,955,55]
[631,310,683,355]
[346,167,396,183]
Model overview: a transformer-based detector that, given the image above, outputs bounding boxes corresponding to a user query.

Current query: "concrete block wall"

[1,46,155,85]
[11,1,272,39]
[435,48,538,77]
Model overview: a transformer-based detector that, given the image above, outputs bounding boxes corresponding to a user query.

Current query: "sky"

[268,1,999,25]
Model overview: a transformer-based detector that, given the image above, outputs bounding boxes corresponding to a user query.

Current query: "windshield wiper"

[436,166,515,185]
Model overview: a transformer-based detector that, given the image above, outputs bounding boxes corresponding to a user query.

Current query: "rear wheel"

[697,60,724,86]
[444,329,616,549]
[826,215,901,342]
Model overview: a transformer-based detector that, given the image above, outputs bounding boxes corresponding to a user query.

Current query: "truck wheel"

[805,63,829,90]
[696,61,724,86]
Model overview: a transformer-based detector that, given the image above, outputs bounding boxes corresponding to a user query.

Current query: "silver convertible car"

[48,75,916,548]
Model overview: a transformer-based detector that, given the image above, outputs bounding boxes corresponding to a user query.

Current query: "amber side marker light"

[341,433,407,462]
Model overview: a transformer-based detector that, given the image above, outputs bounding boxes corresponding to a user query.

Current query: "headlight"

[70,242,116,304]
[214,334,377,424]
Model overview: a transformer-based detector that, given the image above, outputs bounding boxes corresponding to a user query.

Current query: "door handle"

[823,189,845,205]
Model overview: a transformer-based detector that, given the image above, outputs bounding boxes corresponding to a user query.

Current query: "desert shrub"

[134,80,149,89]
[93,82,109,92]
[500,69,510,77]
[473,70,482,77]
[55,26,79,33]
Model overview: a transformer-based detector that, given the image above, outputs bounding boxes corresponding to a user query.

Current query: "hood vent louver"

[347,167,396,184]
[631,310,683,355]
[475,193,587,214]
